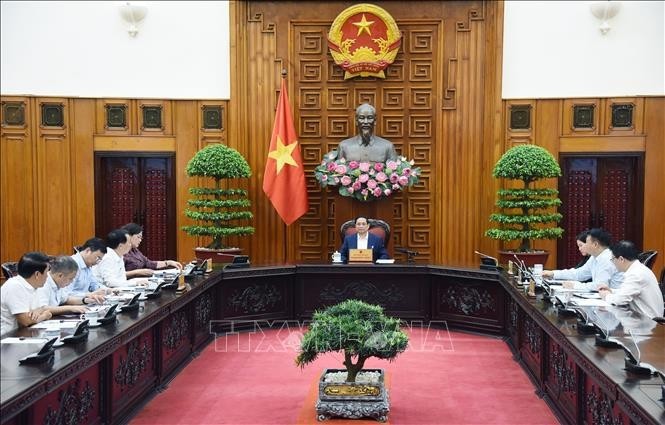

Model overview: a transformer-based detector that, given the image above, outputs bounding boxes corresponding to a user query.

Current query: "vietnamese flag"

[263,79,309,225]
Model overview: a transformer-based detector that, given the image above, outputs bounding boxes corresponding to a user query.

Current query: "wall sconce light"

[119,2,148,37]
[589,1,621,35]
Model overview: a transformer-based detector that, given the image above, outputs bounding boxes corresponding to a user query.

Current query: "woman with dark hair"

[122,223,183,278]
[574,230,591,268]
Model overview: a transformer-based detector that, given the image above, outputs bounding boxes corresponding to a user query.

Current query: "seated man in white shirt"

[38,256,97,316]
[1,252,52,335]
[542,228,623,290]
[599,240,664,319]
[94,229,149,288]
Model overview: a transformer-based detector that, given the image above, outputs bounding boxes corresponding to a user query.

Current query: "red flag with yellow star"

[262,79,308,225]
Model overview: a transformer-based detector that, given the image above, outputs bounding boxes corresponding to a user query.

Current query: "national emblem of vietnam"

[328,3,401,80]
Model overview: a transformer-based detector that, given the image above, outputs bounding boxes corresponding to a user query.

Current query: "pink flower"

[392,184,400,190]
[334,177,340,184]
[390,173,399,183]
[348,161,359,169]
[384,188,392,196]
[359,162,370,172]
[375,172,387,182]
[358,174,369,183]
[335,164,347,174]
[373,187,383,197]
[367,179,377,189]
[321,174,328,182]
[386,160,398,170]
[352,181,362,190]
[347,187,354,194]
[326,162,336,171]
[402,168,411,176]
[374,162,384,172]
[398,176,409,186]
[369,169,375,176]
[341,175,352,186]
[361,189,369,197]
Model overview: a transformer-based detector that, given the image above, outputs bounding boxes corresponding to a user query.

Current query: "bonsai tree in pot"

[296,299,408,382]
[182,144,255,255]
[485,144,563,266]
[296,299,408,421]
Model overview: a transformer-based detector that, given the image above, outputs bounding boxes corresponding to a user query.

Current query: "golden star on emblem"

[268,136,299,173]
[352,14,374,37]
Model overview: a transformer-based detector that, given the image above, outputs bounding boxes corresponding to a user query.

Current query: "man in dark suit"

[340,216,390,263]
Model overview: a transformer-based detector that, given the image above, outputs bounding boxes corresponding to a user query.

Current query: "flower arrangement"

[314,152,421,201]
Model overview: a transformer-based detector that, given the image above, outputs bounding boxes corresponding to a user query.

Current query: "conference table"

[1,264,663,425]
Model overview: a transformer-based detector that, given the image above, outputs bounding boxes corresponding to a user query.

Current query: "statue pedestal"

[333,194,393,251]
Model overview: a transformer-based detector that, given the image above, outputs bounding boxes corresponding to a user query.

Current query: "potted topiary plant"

[485,144,564,267]
[182,144,254,263]
[296,299,409,422]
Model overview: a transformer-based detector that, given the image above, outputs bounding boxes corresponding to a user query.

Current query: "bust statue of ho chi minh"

[337,103,398,163]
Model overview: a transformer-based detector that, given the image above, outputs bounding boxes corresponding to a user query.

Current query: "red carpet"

[131,327,559,424]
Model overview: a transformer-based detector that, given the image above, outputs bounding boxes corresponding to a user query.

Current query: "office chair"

[340,219,391,247]
[637,250,658,270]
[2,262,18,280]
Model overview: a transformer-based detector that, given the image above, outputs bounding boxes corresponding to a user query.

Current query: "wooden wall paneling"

[96,99,131,135]
[604,97,644,136]
[70,99,96,247]
[439,3,495,267]
[0,96,35,264]
[533,99,562,269]
[231,3,286,264]
[175,100,200,263]
[35,97,73,256]
[137,99,173,136]
[643,98,665,273]
[561,98,600,136]
[477,1,505,266]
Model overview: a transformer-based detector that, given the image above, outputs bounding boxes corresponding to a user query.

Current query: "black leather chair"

[637,250,658,270]
[1,262,18,280]
[341,219,391,247]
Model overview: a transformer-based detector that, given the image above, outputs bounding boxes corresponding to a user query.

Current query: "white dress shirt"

[356,233,369,249]
[37,274,72,307]
[553,248,623,290]
[604,261,664,319]
[93,248,131,287]
[1,276,46,335]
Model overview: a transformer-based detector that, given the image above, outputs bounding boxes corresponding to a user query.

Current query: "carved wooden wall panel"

[291,21,438,263]
[231,0,501,267]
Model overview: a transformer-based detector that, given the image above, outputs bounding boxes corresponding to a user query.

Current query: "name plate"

[349,248,373,263]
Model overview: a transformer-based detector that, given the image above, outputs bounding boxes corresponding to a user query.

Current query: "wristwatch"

[81,297,88,305]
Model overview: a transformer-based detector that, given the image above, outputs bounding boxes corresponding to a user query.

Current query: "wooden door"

[558,155,644,268]
[95,154,176,261]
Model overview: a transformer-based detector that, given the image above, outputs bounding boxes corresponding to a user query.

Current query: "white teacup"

[331,251,342,263]
[81,310,99,326]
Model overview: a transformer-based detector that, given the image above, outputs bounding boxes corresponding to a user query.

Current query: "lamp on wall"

[119,2,148,37]
[589,1,621,35]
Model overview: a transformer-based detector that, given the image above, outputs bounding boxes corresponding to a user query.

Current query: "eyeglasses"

[95,254,104,263]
